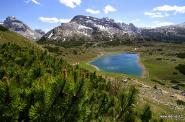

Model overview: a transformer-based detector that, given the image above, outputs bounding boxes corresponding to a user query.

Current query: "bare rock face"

[35,29,45,35]
[141,23,185,42]
[3,16,45,40]
[42,15,185,44]
[42,15,139,43]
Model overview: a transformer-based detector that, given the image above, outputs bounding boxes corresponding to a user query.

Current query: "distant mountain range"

[1,15,185,43]
[42,15,140,42]
[140,23,185,42]
[41,15,185,44]
[2,16,45,40]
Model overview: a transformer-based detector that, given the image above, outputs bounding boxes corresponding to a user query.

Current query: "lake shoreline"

[138,53,147,78]
[88,63,100,71]
[88,52,146,78]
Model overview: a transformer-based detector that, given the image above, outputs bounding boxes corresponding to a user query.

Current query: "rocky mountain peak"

[6,16,17,21]
[43,15,140,42]
[70,15,135,32]
[35,29,45,35]
[42,15,185,44]
[102,17,115,22]
[128,23,138,32]
[4,16,30,32]
[3,16,44,40]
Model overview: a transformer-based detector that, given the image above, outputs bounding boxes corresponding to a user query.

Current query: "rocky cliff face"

[42,15,139,42]
[42,15,185,44]
[3,16,45,40]
[141,23,185,42]
[35,29,45,35]
[70,15,138,33]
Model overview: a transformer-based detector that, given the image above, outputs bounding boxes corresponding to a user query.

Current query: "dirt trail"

[133,80,185,102]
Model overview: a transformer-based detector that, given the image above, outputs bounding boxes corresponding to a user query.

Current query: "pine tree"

[141,105,152,122]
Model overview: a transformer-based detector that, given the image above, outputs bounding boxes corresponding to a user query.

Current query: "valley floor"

[41,42,185,121]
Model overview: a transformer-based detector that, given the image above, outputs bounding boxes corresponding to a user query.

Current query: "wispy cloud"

[145,5,185,18]
[153,5,185,14]
[144,12,169,18]
[26,0,40,5]
[39,17,71,23]
[59,0,81,8]
[86,8,100,14]
[103,5,117,14]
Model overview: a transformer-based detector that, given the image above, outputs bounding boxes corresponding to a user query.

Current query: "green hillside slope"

[0,26,153,122]
[0,25,40,49]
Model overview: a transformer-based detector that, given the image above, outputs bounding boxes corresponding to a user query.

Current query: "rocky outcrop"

[42,15,139,43]
[3,16,45,40]
[42,15,185,44]
[141,24,185,42]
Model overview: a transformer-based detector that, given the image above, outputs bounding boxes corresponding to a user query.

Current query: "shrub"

[73,50,78,55]
[152,79,165,85]
[0,43,155,122]
[175,64,185,75]
[140,105,152,122]
[176,100,185,105]
[170,80,180,84]
[0,68,5,79]
[176,53,185,58]
[171,85,180,90]
[15,57,25,66]
[156,58,162,60]
[173,72,178,75]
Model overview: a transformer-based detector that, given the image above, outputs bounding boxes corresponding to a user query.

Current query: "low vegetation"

[175,64,185,75]
[176,52,185,59]
[0,25,8,32]
[39,41,185,121]
[0,27,157,121]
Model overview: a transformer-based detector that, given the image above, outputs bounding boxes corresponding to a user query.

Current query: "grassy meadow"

[40,42,185,121]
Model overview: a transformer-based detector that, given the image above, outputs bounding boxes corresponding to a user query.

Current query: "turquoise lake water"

[90,53,143,77]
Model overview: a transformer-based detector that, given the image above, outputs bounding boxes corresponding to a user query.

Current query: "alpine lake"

[90,53,144,77]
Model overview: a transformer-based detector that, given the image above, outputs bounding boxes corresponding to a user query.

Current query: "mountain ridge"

[2,15,184,44]
[3,16,45,40]
[41,15,185,45]
[41,15,140,44]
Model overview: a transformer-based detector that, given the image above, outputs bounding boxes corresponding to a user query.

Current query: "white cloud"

[31,0,40,5]
[103,5,117,14]
[145,5,185,18]
[26,0,40,5]
[144,12,169,18]
[86,9,100,14]
[153,5,185,14]
[39,17,71,23]
[59,0,81,8]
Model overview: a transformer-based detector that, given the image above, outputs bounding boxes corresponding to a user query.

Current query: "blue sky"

[0,0,185,32]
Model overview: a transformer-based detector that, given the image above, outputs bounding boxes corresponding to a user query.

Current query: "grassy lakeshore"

[78,52,185,122]
[41,42,185,83]
[40,42,185,121]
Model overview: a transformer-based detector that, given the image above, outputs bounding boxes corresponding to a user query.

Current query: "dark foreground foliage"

[0,43,154,121]
[0,25,8,32]
[175,64,185,75]
[176,53,185,59]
